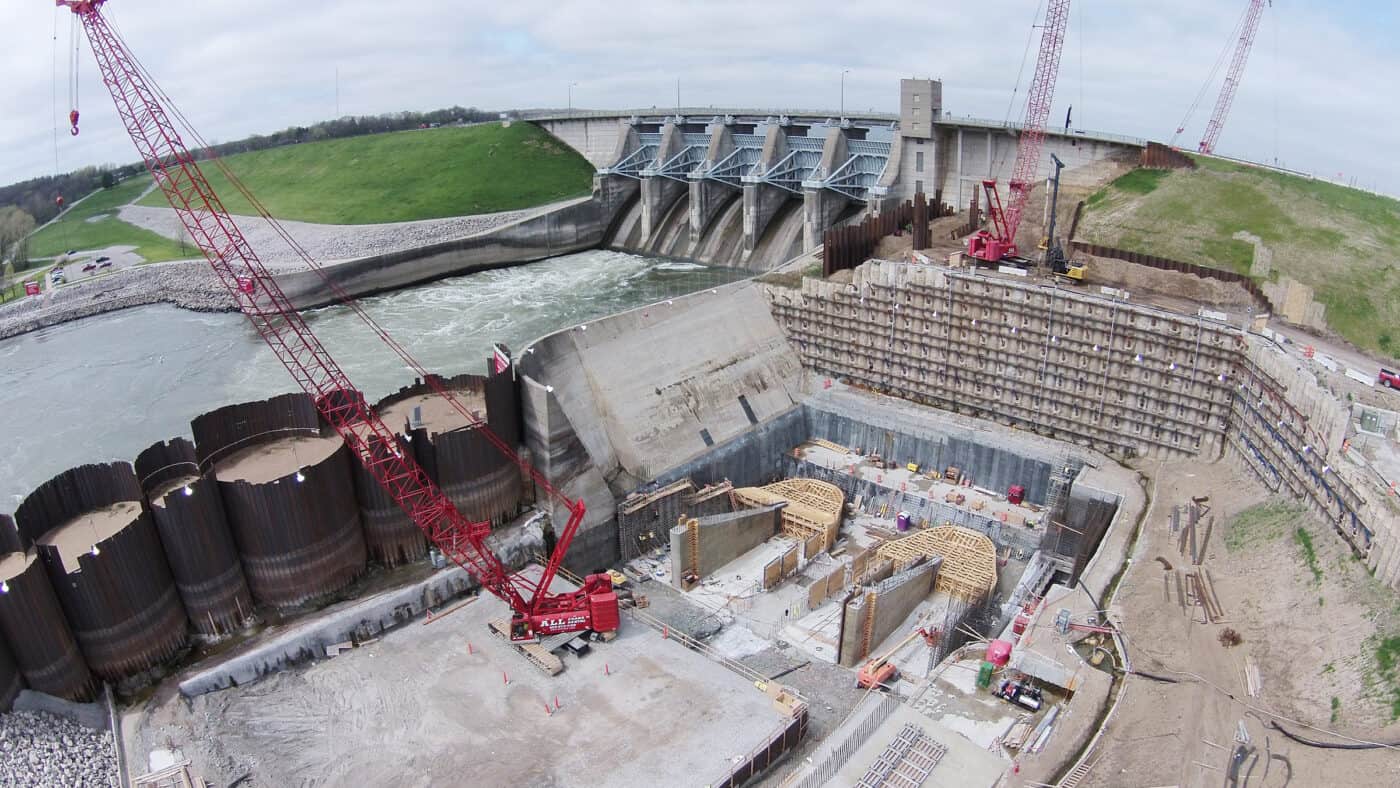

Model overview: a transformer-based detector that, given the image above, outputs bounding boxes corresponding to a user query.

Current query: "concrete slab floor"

[123,574,791,788]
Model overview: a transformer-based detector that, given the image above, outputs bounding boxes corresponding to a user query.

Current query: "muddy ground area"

[1087,458,1400,787]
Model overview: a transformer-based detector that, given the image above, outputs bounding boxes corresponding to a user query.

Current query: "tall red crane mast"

[55,0,618,643]
[967,0,1072,263]
[1198,0,1268,155]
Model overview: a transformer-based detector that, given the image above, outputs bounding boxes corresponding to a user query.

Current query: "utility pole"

[675,78,681,116]
[335,66,340,118]
[841,69,851,119]
[567,82,578,117]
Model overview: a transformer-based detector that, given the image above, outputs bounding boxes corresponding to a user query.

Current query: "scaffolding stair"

[860,591,878,659]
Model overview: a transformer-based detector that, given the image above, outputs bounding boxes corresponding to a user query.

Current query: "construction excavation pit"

[604,387,1139,785]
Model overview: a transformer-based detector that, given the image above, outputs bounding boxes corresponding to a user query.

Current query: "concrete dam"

[272,79,1145,309]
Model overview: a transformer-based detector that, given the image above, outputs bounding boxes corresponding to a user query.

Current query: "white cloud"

[1,0,1396,195]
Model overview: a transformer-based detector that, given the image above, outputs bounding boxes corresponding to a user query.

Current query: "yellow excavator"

[856,627,940,690]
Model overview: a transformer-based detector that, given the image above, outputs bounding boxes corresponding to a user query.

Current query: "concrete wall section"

[769,261,1239,460]
[274,188,634,310]
[531,118,627,168]
[521,281,805,493]
[517,376,618,573]
[670,504,784,582]
[837,560,938,666]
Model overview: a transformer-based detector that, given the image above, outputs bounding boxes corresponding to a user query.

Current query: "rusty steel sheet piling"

[16,463,188,683]
[0,627,22,713]
[0,514,95,701]
[196,394,367,609]
[136,438,253,636]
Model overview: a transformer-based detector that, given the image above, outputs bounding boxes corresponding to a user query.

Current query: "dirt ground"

[123,581,790,788]
[1086,458,1400,787]
[38,500,141,573]
[213,434,342,484]
[379,387,485,436]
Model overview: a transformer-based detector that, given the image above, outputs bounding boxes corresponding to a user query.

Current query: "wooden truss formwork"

[733,478,845,552]
[876,525,997,603]
[619,479,696,516]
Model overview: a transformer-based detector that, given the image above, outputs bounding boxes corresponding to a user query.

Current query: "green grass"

[1199,237,1256,277]
[1330,696,1341,724]
[1079,158,1400,354]
[1111,168,1169,196]
[1295,527,1324,584]
[1377,634,1400,719]
[27,177,189,263]
[1223,502,1301,552]
[137,122,594,224]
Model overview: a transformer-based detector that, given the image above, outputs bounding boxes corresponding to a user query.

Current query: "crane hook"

[69,109,80,136]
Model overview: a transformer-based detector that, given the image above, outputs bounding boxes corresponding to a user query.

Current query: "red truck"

[1379,368,1400,388]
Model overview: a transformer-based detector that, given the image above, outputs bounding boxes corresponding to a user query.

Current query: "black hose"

[1268,720,1400,750]
[1129,670,1180,684]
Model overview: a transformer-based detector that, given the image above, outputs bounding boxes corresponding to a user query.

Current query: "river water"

[0,250,747,506]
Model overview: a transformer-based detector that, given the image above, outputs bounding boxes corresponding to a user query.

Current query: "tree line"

[0,105,499,267]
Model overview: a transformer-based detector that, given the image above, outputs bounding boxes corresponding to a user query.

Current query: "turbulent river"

[0,250,747,506]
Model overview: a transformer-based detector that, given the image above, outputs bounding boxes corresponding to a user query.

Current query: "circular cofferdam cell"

[18,464,188,683]
[380,381,522,526]
[0,515,94,701]
[213,434,366,609]
[137,438,253,637]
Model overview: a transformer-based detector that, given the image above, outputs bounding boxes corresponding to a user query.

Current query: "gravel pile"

[119,203,546,264]
[0,711,115,787]
[0,260,235,341]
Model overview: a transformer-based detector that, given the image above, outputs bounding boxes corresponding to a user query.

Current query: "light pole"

[840,69,851,119]
[567,82,578,117]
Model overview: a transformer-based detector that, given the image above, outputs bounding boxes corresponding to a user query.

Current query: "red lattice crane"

[55,0,618,643]
[1198,0,1268,155]
[967,0,1071,263]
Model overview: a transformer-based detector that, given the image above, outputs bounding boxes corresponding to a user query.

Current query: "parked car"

[95,255,110,264]
[98,260,113,269]
[82,262,98,272]
[1379,368,1400,389]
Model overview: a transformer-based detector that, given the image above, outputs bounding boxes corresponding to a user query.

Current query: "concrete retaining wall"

[274,177,637,310]
[837,560,938,667]
[519,277,805,520]
[671,505,783,583]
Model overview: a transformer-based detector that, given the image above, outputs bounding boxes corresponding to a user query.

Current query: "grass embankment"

[27,176,187,263]
[137,122,595,224]
[1223,501,1302,552]
[1079,156,1400,354]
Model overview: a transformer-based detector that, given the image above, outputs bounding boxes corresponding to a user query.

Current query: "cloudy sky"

[1,0,1397,195]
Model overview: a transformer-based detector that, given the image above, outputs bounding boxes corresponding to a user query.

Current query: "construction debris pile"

[0,711,115,787]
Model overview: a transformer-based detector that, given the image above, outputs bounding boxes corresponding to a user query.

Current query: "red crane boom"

[56,0,618,642]
[1198,0,1268,155]
[967,0,1071,263]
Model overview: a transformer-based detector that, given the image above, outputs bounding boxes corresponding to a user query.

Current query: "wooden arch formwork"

[876,525,997,603]
[732,478,845,553]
